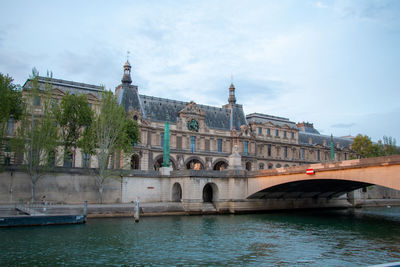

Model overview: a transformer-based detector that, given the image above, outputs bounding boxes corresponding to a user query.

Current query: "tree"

[0,73,23,154]
[80,91,139,203]
[11,69,59,202]
[54,92,93,167]
[381,136,400,156]
[351,134,382,158]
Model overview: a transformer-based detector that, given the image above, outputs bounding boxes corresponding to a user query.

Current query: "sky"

[1,0,399,142]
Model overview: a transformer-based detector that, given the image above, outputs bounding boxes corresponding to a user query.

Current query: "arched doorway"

[131,154,140,169]
[276,163,282,168]
[268,163,273,169]
[203,183,213,203]
[172,183,182,202]
[213,160,228,171]
[186,158,204,170]
[245,162,252,171]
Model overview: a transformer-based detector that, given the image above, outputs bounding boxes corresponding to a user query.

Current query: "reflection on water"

[1,207,400,266]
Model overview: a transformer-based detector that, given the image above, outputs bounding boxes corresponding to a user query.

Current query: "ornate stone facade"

[115,61,356,171]
[11,62,355,170]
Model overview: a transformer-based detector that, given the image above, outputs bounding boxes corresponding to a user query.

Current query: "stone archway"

[185,157,205,170]
[213,159,228,171]
[131,154,140,169]
[153,155,177,171]
[203,184,213,202]
[172,183,182,202]
[245,162,252,171]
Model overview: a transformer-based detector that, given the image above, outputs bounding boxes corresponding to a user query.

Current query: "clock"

[187,119,199,132]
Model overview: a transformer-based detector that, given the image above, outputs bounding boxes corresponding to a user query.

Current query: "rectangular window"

[205,139,210,151]
[267,128,271,136]
[64,153,72,167]
[344,153,347,160]
[190,136,196,153]
[82,153,90,168]
[317,150,320,161]
[284,146,288,158]
[176,136,182,149]
[217,139,222,153]
[284,131,287,138]
[267,144,271,157]
[259,163,264,170]
[291,132,295,139]
[301,148,305,160]
[161,132,164,147]
[34,96,41,106]
[7,118,14,135]
[275,129,279,137]
[244,141,249,155]
[258,127,262,135]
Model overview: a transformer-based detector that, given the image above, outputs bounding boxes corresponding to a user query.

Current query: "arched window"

[131,154,140,169]
[259,163,264,170]
[245,162,252,171]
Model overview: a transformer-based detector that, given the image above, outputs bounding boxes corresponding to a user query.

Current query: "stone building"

[115,61,356,171]
[3,61,355,170]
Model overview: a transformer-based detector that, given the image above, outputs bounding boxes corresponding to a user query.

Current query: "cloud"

[331,123,356,128]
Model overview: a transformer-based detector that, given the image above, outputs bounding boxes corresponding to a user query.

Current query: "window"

[244,141,248,155]
[291,132,295,139]
[301,148,305,160]
[284,131,287,138]
[34,96,41,106]
[161,132,164,147]
[82,153,90,168]
[259,163,264,170]
[267,144,271,157]
[7,118,14,135]
[344,153,347,160]
[64,152,73,167]
[275,129,279,137]
[267,128,271,136]
[190,136,196,153]
[217,139,222,153]
[317,150,320,161]
[48,151,55,167]
[284,146,288,158]
[258,127,262,135]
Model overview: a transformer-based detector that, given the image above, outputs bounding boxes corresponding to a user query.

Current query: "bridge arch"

[247,157,400,199]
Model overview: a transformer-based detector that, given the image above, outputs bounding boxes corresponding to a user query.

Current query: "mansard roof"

[119,84,246,131]
[139,95,238,130]
[246,113,298,129]
[23,76,103,98]
[299,132,353,149]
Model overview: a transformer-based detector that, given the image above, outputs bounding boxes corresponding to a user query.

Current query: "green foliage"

[54,92,93,166]
[80,90,139,203]
[0,73,23,140]
[10,69,59,201]
[381,136,400,156]
[352,134,400,158]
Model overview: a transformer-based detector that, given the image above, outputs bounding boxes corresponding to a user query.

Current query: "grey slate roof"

[246,113,298,129]
[23,76,103,98]
[120,85,246,131]
[299,132,353,149]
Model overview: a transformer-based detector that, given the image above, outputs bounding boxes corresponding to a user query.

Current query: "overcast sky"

[1,0,399,142]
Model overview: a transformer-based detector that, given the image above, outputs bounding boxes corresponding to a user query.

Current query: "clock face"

[187,119,199,132]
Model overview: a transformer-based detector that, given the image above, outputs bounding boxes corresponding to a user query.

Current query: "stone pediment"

[179,101,205,118]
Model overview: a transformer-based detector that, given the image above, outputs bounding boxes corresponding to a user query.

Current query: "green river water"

[1,207,400,266]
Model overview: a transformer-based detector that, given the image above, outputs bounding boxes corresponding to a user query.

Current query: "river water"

[1,207,400,266]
